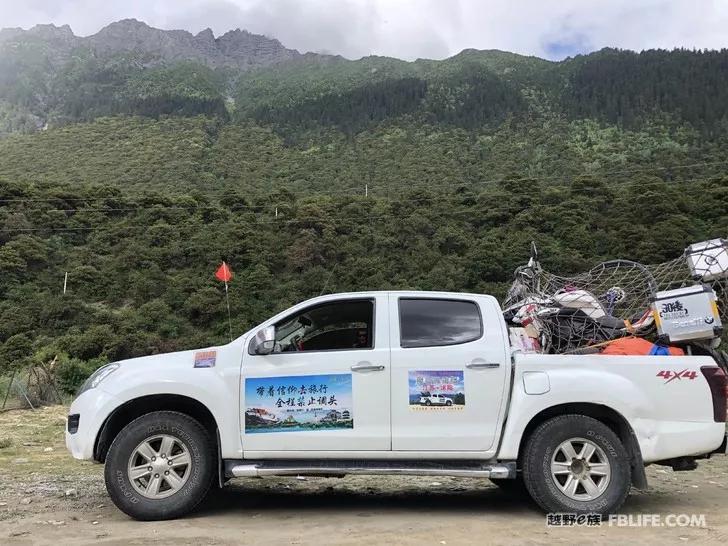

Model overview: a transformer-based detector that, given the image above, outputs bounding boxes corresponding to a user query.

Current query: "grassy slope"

[0,405,96,481]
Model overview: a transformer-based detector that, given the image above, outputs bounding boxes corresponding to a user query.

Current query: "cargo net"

[503,242,727,354]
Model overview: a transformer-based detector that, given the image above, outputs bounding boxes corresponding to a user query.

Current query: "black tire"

[425,400,432,406]
[104,411,215,520]
[446,400,453,406]
[522,414,631,516]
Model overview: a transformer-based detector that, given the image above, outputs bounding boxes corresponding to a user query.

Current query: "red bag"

[601,337,685,356]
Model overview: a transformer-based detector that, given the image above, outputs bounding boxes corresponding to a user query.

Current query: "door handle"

[351,362,385,372]
[466,361,500,369]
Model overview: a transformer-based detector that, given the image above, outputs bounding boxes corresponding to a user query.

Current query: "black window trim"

[248,297,377,356]
[398,296,484,349]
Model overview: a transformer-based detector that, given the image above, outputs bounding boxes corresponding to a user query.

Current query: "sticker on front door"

[409,370,465,409]
[245,374,353,433]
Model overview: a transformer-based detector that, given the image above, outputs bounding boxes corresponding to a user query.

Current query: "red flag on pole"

[215,261,234,342]
[215,262,233,283]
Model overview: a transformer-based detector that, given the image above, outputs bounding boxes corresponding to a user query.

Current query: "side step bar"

[225,460,516,480]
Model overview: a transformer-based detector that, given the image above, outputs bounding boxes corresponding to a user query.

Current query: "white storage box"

[509,327,541,353]
[652,285,722,343]
[686,238,728,281]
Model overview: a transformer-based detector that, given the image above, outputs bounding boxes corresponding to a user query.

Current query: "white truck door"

[241,294,390,452]
[389,294,508,452]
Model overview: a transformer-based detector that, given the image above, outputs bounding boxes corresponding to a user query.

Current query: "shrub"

[55,357,104,394]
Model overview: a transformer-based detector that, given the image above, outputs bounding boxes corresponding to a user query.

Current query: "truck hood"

[115,345,222,369]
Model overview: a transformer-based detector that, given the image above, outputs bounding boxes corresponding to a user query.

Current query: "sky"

[1,0,728,61]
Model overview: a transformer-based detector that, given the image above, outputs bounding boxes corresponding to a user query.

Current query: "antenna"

[319,264,337,296]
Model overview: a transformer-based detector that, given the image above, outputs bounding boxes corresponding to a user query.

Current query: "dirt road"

[1,406,727,545]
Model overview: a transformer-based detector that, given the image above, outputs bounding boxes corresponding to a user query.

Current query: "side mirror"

[254,325,276,355]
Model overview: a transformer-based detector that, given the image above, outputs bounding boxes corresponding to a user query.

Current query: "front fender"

[92,344,243,459]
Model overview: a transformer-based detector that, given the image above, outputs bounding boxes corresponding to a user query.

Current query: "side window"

[399,298,482,348]
[273,299,374,353]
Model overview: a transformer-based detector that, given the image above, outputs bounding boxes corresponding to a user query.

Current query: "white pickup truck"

[65,291,727,521]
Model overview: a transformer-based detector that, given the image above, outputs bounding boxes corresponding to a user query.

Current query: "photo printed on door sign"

[408,370,465,410]
[245,374,353,433]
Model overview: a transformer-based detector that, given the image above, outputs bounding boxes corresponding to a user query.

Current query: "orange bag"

[601,337,685,356]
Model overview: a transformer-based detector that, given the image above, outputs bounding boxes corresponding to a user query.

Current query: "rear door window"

[399,298,482,348]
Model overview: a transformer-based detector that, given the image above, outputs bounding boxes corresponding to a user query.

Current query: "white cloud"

[1,0,727,60]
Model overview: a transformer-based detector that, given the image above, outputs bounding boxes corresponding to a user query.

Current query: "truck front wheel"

[104,411,215,520]
[522,414,631,516]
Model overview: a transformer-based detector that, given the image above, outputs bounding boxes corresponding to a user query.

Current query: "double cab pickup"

[66,291,728,520]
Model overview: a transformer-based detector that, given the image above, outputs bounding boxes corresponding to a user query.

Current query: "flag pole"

[224,279,232,342]
[215,261,234,342]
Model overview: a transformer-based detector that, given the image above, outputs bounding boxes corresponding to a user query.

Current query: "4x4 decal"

[657,369,698,383]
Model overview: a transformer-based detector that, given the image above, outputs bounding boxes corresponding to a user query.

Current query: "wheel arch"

[516,402,647,490]
[94,394,219,464]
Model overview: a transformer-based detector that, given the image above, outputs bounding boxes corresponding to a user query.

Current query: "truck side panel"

[498,354,725,463]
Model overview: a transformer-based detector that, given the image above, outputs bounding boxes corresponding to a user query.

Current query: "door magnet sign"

[408,370,465,409]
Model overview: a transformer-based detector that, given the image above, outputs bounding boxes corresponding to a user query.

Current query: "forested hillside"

[0,21,727,392]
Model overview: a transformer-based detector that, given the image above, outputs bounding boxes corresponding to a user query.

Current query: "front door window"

[274,299,374,353]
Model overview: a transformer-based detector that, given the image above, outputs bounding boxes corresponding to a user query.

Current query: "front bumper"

[65,388,120,460]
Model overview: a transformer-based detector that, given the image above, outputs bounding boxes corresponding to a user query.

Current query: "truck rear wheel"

[522,414,631,516]
[104,411,215,520]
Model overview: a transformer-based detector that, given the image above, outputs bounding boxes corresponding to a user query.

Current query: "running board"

[225,460,516,479]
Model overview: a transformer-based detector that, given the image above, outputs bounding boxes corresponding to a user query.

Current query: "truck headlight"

[77,363,120,396]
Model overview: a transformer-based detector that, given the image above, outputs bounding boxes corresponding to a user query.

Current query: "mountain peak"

[26,23,75,40]
[103,18,151,31]
[216,28,299,65]
[29,23,73,33]
[0,18,308,70]
[195,28,215,41]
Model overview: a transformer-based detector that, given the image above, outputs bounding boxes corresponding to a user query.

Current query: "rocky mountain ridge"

[0,18,310,69]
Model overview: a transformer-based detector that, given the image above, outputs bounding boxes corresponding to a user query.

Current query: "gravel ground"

[1,406,727,545]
